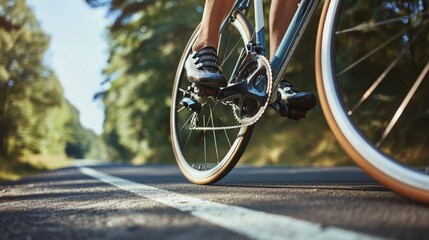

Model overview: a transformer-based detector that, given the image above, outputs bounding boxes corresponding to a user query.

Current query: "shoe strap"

[193,47,220,72]
[195,47,217,57]
[197,61,218,69]
[197,55,218,63]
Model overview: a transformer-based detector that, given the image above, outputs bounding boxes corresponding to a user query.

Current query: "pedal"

[270,100,307,121]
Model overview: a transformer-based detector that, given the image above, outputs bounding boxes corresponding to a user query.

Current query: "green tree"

[0,0,106,161]
[0,0,51,156]
[87,0,204,162]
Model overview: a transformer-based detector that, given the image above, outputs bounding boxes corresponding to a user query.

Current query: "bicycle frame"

[223,0,321,102]
[174,0,429,202]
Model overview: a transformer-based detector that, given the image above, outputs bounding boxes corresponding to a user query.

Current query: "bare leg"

[193,0,235,52]
[269,0,300,60]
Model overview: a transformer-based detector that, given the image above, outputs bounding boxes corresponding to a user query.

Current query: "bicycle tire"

[171,12,254,184]
[316,0,429,203]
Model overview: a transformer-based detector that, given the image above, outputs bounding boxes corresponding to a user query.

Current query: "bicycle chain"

[189,55,272,131]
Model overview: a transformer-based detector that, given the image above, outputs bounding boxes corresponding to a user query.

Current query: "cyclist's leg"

[269,0,316,119]
[269,0,300,59]
[193,0,235,51]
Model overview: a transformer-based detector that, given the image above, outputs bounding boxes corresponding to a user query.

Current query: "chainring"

[232,55,272,126]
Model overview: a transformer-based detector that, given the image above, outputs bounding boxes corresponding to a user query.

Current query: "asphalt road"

[1,161,428,240]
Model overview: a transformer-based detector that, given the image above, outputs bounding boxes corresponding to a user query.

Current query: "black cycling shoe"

[185,46,227,88]
[271,80,317,120]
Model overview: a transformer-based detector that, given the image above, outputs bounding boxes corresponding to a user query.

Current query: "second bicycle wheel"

[170,12,254,184]
[317,0,429,203]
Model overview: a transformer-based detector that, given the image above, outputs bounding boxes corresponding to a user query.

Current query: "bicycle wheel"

[170,12,254,184]
[316,0,429,203]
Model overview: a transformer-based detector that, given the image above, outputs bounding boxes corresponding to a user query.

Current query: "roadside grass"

[0,155,72,182]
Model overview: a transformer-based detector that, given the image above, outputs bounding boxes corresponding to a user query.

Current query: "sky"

[27,0,110,134]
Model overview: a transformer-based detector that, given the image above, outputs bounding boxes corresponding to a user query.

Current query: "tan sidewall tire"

[315,0,429,203]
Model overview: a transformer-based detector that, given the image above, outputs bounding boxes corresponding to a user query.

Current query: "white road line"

[79,166,384,240]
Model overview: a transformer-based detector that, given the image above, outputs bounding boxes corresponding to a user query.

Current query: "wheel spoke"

[177,106,186,113]
[203,115,207,170]
[229,49,247,84]
[183,127,194,154]
[348,48,407,115]
[337,29,406,77]
[376,60,429,147]
[192,132,204,170]
[217,106,232,147]
[220,25,232,61]
[223,131,232,148]
[179,113,194,133]
[209,104,220,163]
[221,37,244,67]
[336,12,428,34]
[348,23,427,115]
